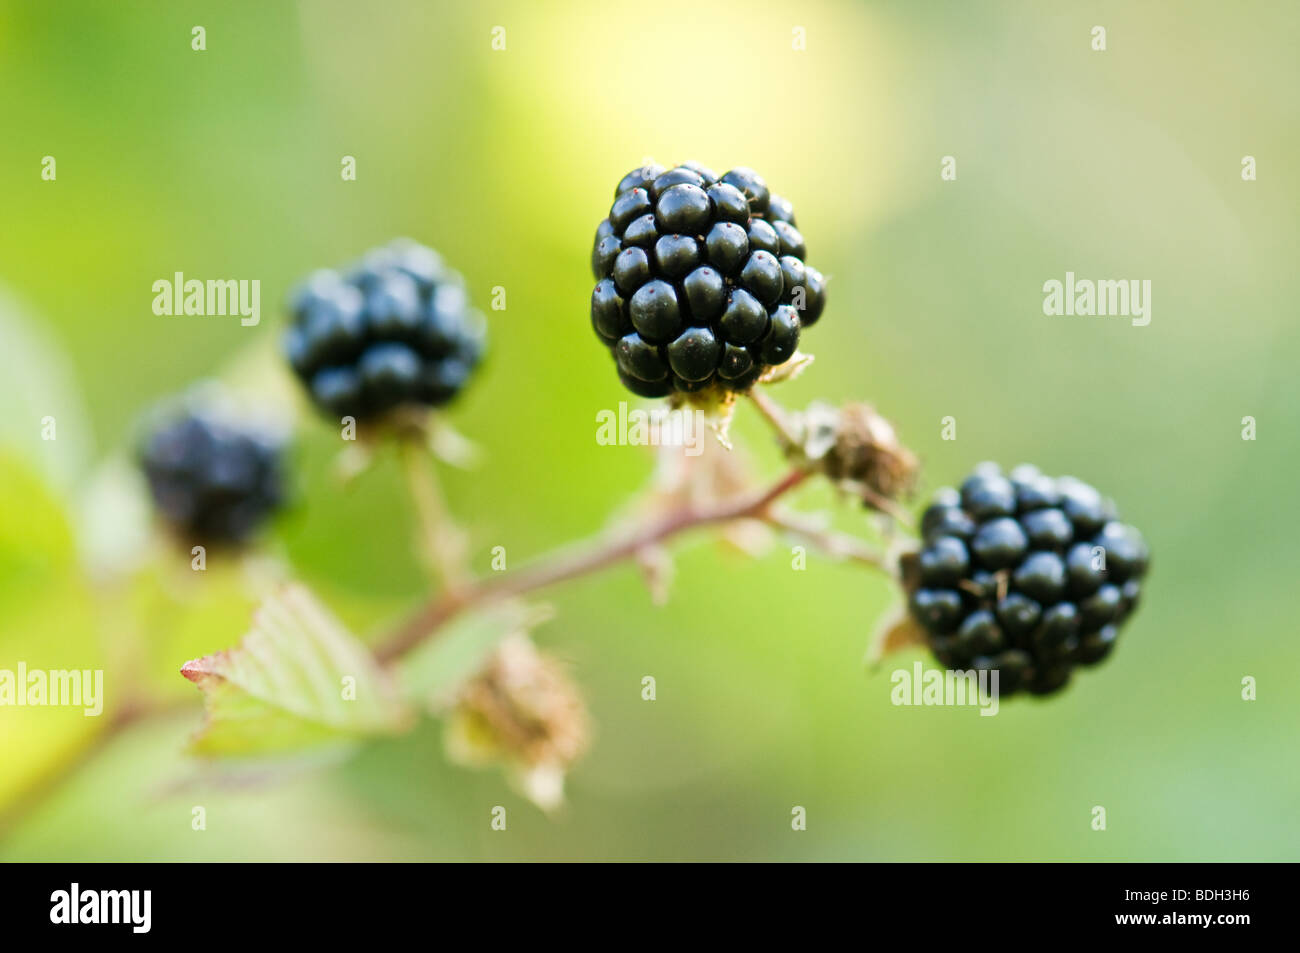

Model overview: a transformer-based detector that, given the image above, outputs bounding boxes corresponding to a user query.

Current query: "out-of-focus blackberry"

[590,162,826,397]
[140,409,286,546]
[284,239,486,420]
[908,463,1150,697]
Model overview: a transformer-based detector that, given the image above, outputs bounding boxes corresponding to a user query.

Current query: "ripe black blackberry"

[284,238,486,420]
[140,409,287,546]
[908,463,1150,697]
[590,162,826,397]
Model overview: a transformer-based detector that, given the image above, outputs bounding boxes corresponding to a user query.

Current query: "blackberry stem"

[746,388,801,450]
[763,509,896,576]
[398,435,471,596]
[375,465,845,663]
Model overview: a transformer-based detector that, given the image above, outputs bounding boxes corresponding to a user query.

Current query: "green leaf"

[0,453,102,813]
[181,584,412,757]
[0,453,77,603]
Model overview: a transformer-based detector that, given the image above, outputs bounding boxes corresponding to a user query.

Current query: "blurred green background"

[1,0,1296,861]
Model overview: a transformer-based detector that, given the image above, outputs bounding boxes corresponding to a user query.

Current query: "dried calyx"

[792,401,919,512]
[443,633,591,811]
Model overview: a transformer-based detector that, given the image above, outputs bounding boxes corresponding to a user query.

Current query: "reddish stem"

[374,467,811,663]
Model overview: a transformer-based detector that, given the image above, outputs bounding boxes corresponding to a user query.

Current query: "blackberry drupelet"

[590,162,826,397]
[909,463,1150,697]
[140,410,287,546]
[284,238,486,420]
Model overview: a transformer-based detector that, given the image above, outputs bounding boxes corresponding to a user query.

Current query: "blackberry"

[590,162,826,397]
[140,408,287,546]
[909,463,1150,697]
[284,238,486,420]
